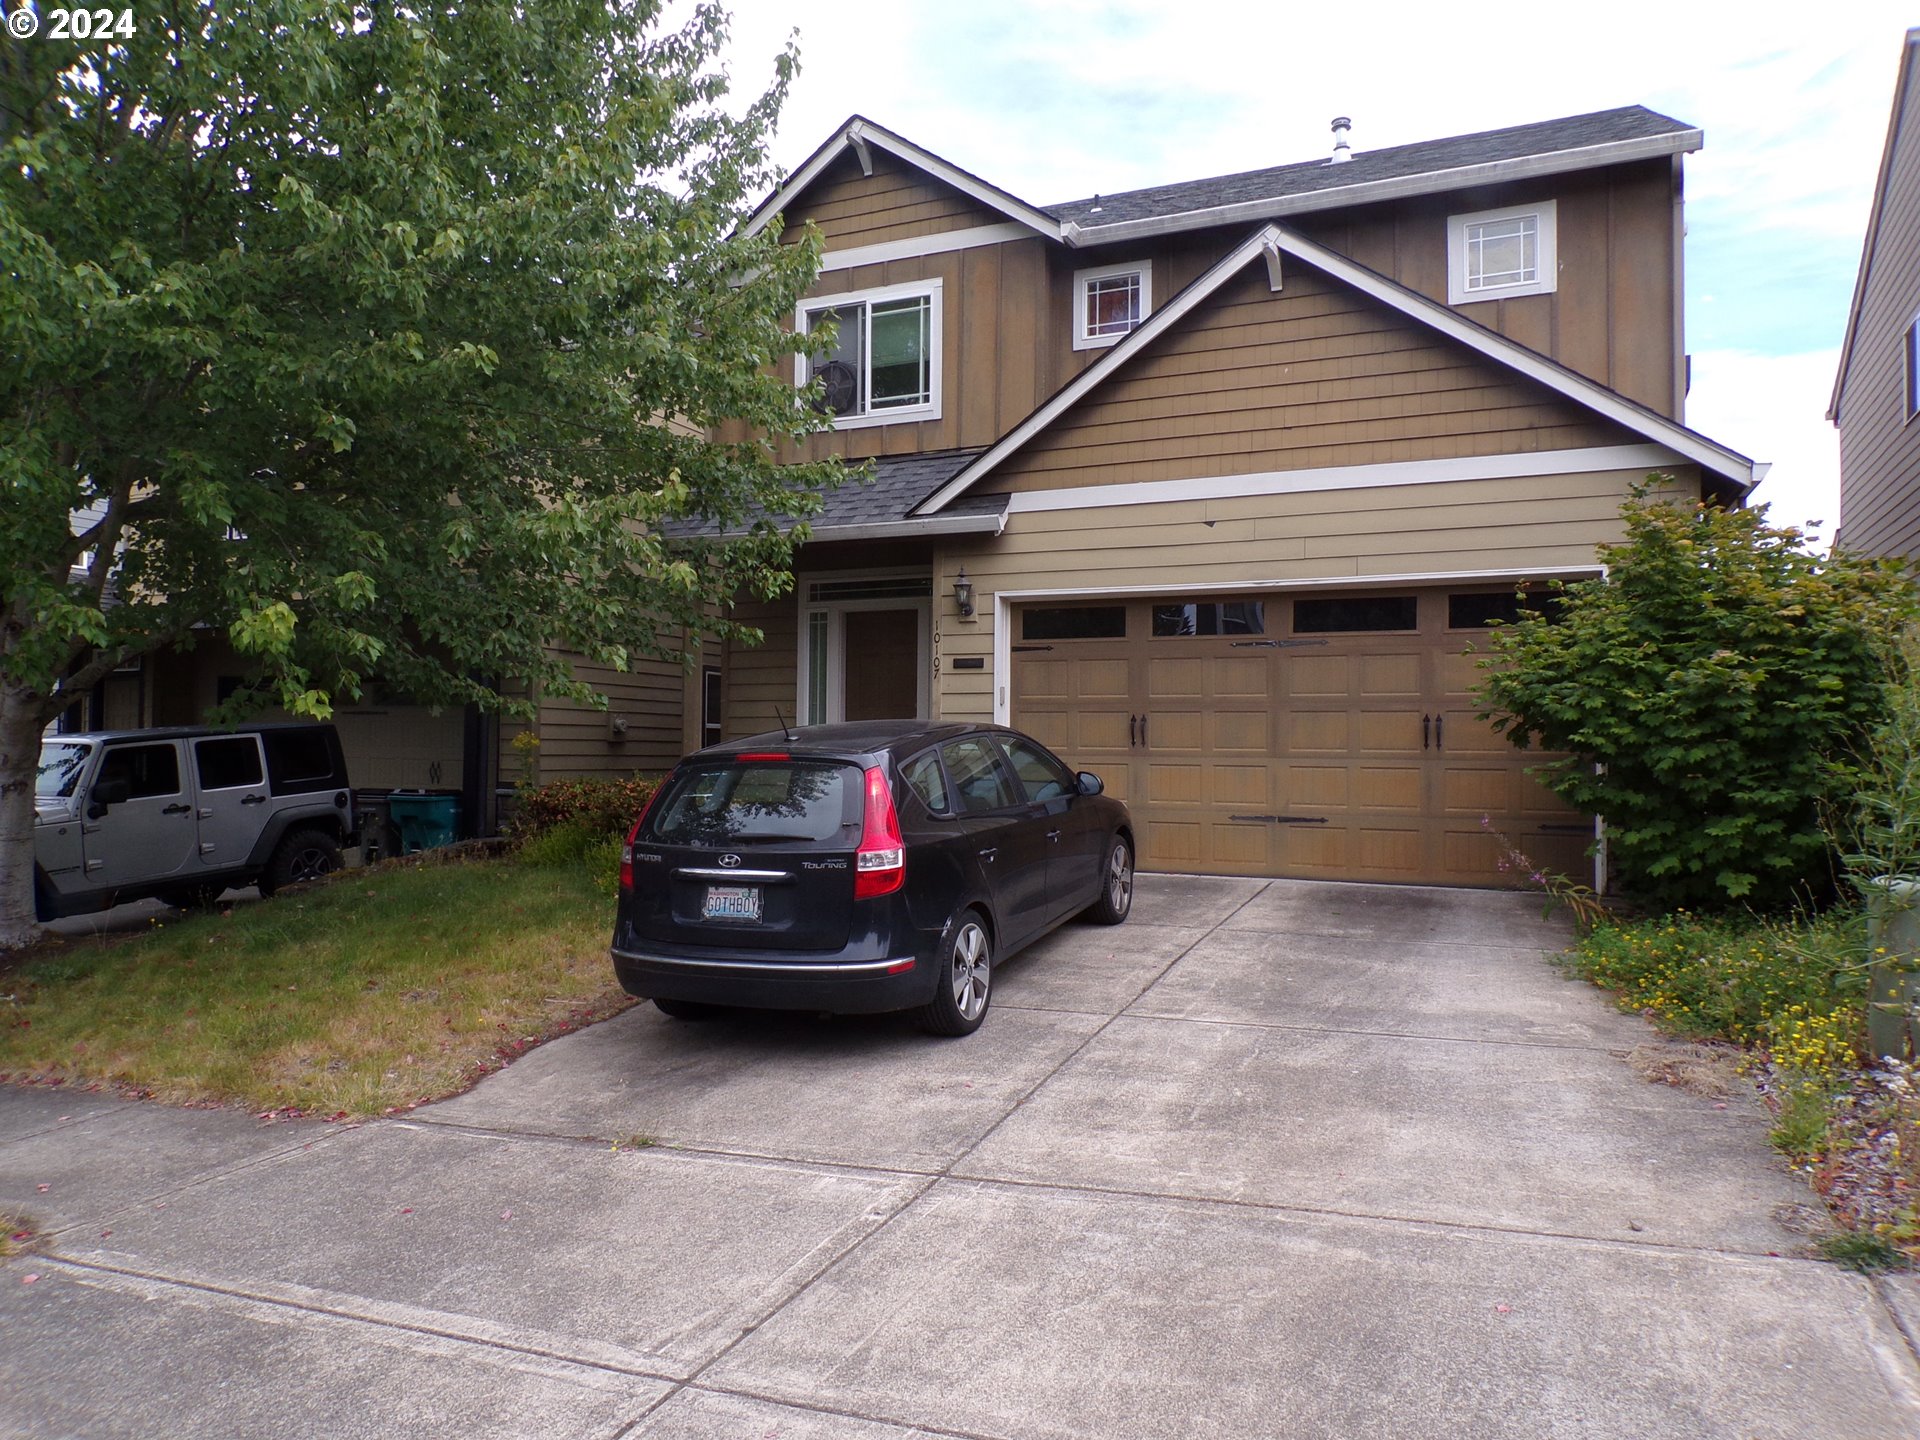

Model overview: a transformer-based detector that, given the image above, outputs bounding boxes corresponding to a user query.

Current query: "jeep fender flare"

[245,810,350,872]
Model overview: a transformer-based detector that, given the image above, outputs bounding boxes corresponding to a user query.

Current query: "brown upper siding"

[993,262,1634,492]
[779,150,1008,249]
[1294,160,1682,418]
[1837,39,1920,561]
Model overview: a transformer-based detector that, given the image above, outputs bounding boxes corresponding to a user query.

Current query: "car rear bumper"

[611,944,932,1013]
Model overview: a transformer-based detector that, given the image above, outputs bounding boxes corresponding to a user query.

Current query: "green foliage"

[511,776,657,841]
[0,1,846,943]
[1770,1081,1837,1163]
[1568,908,1865,1058]
[1837,632,1920,892]
[516,819,623,895]
[1477,485,1918,909]
[1814,1230,1906,1273]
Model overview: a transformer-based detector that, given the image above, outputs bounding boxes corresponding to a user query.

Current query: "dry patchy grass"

[0,857,633,1116]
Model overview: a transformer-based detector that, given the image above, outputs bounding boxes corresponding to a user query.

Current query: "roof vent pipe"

[1330,116,1352,163]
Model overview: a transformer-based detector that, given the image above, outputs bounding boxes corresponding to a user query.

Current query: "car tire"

[1082,835,1134,925]
[161,883,228,911]
[917,910,992,1037]
[653,998,726,1021]
[261,828,341,895]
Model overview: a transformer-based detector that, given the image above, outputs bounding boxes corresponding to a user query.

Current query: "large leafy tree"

[0,1,841,947]
[1476,486,1917,911]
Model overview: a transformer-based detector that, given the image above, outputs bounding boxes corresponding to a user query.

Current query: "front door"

[842,608,919,721]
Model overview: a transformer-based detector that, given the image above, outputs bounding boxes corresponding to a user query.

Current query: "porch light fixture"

[953,568,975,618]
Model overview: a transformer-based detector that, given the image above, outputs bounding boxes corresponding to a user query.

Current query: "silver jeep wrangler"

[33,723,355,919]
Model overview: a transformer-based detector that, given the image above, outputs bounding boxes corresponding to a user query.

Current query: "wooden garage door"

[1012,589,1592,888]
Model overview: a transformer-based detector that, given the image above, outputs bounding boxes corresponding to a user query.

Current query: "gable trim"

[1002,444,1683,516]
[912,222,1753,514]
[741,116,1062,245]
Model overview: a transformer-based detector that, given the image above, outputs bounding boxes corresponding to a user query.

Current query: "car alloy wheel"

[950,918,990,1022]
[1085,836,1133,925]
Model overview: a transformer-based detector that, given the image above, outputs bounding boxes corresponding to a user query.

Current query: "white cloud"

[1687,349,1842,544]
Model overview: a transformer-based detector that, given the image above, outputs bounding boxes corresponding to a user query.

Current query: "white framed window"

[1447,200,1557,305]
[1073,261,1152,350]
[796,278,943,429]
[1907,312,1920,421]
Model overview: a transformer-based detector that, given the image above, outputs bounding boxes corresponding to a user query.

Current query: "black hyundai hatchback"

[611,721,1133,1036]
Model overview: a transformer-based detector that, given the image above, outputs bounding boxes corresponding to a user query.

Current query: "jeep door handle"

[240,793,266,805]
[162,803,192,816]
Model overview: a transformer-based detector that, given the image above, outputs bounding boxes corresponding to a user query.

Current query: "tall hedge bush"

[1476,486,1916,910]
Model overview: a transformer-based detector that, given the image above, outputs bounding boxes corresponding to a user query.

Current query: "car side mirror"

[88,775,129,817]
[1076,771,1104,797]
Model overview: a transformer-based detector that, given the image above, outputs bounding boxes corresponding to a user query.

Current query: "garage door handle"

[1129,714,1137,747]
[1435,716,1443,750]
[1140,715,1147,748]
[1421,714,1430,750]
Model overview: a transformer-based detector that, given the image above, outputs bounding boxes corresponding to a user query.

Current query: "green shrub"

[511,776,657,842]
[518,820,624,895]
[1477,486,1917,910]
[1769,1081,1836,1163]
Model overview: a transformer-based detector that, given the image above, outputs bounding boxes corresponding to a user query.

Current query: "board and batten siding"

[993,263,1634,492]
[927,467,1701,724]
[1838,37,1920,561]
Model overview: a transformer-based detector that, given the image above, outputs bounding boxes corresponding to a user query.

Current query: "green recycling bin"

[388,790,463,853]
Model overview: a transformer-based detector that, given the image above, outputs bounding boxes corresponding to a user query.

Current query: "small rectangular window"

[1293,596,1418,633]
[195,736,264,791]
[1447,591,1564,629]
[1073,262,1153,350]
[263,729,338,792]
[1152,601,1265,637]
[97,742,181,800]
[701,667,722,750]
[1448,201,1557,305]
[1908,316,1919,420]
[1022,605,1127,641]
[900,749,950,814]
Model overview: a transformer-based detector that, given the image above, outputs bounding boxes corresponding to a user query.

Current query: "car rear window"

[644,760,860,846]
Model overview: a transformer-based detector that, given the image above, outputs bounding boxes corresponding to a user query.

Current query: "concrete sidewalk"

[4,876,1918,1438]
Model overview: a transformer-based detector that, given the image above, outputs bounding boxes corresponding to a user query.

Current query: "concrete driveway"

[4,876,1919,1438]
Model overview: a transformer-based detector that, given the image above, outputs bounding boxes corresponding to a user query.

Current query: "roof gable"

[912,224,1754,514]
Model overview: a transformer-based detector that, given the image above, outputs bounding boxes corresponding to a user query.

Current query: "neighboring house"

[1834,27,1920,560]
[699,106,1756,889]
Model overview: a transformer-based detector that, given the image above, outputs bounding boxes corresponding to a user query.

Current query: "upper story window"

[1906,312,1919,420]
[1073,261,1152,350]
[798,278,943,429]
[1447,200,1557,305]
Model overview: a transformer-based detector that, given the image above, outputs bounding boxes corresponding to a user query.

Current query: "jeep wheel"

[261,828,341,895]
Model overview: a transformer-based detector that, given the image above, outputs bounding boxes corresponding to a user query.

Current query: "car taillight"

[619,785,663,893]
[853,764,905,900]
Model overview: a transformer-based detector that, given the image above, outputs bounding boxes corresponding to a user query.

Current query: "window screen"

[1293,596,1418,633]
[1022,606,1126,641]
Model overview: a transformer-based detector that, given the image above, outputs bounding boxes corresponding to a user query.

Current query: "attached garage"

[1008,585,1593,887]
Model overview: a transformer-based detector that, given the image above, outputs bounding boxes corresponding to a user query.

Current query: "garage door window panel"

[1293,596,1419,633]
[1151,601,1265,637]
[1022,606,1127,641]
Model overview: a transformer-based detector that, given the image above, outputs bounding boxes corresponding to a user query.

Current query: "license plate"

[702,885,762,922]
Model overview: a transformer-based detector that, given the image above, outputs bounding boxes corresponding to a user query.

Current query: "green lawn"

[0,856,634,1116]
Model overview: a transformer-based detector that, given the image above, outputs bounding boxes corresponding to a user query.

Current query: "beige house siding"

[991,264,1634,491]
[532,649,687,781]
[1838,38,1920,560]
[928,466,1701,725]
[721,593,798,742]
[779,150,1011,249]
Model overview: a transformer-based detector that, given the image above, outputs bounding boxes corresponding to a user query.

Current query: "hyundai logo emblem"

[718,854,743,868]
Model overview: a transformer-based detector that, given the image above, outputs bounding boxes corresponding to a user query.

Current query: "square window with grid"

[1073,263,1152,349]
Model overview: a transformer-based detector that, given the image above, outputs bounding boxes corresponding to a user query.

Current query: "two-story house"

[1834,27,1920,560]
[695,106,1756,890]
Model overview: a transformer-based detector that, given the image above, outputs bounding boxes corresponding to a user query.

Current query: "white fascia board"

[802,513,1007,543]
[742,118,1063,245]
[819,222,1035,273]
[1269,229,1754,489]
[914,224,1290,514]
[1063,131,1702,249]
[1004,444,1682,516]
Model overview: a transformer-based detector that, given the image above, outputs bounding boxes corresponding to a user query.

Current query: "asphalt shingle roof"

[1045,106,1697,229]
[666,448,999,538]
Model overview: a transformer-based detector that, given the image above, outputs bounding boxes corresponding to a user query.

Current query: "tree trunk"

[0,679,49,950]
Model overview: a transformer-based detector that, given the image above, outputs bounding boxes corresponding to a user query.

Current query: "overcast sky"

[687,0,1913,546]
